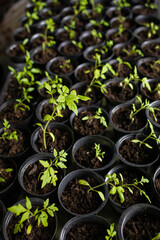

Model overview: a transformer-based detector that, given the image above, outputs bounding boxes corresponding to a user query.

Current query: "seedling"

[122,45,144,57]
[115,57,132,77]
[119,66,140,90]
[145,0,158,10]
[79,172,151,203]
[113,0,130,11]
[105,223,117,240]
[0,168,13,182]
[94,143,105,162]
[39,149,67,188]
[150,59,160,73]
[82,108,108,128]
[41,18,56,53]
[14,86,33,112]
[145,22,159,38]
[71,40,83,50]
[89,19,109,28]
[8,197,58,235]
[36,85,90,150]
[116,15,126,24]
[59,59,71,69]
[64,21,76,40]
[114,24,126,38]
[32,0,47,12]
[154,45,160,51]
[0,119,18,141]
[154,83,160,96]
[152,233,160,240]
[93,40,113,56]
[132,119,160,149]
[91,29,103,40]
[18,38,29,53]
[36,71,63,96]
[24,11,39,33]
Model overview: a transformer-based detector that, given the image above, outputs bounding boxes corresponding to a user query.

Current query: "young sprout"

[154,83,160,96]
[0,119,18,142]
[105,223,117,240]
[0,168,13,182]
[71,40,83,50]
[36,85,90,150]
[59,59,71,69]
[145,22,159,38]
[119,66,140,90]
[82,108,108,128]
[39,149,67,188]
[152,233,160,240]
[18,38,29,53]
[32,0,47,12]
[91,29,103,40]
[93,40,113,56]
[90,19,109,28]
[132,120,160,149]
[64,21,76,40]
[24,11,39,33]
[115,57,132,77]
[113,0,130,11]
[122,45,144,57]
[94,143,105,162]
[114,24,126,38]
[116,15,126,24]
[79,172,151,203]
[150,59,160,73]
[41,18,56,53]
[145,0,158,10]
[8,197,58,235]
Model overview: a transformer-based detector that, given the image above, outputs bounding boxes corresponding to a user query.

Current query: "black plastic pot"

[137,56,158,78]
[118,204,160,240]
[0,200,6,233]
[145,100,160,136]
[60,15,86,30]
[109,101,147,139]
[70,105,109,139]
[18,153,66,199]
[59,215,113,240]
[46,56,77,78]
[30,122,74,154]
[58,40,84,63]
[106,7,132,19]
[116,133,159,168]
[74,62,94,82]
[30,45,58,68]
[133,26,159,44]
[106,164,154,214]
[106,28,134,45]
[59,6,74,19]
[0,100,34,128]
[2,197,58,240]
[58,169,108,217]
[72,135,116,173]
[35,98,71,125]
[132,4,157,17]
[141,39,160,57]
[79,30,105,48]
[13,27,34,42]
[83,44,114,63]
[104,78,139,109]
[135,15,160,26]
[153,166,160,207]
[140,78,160,102]
[112,42,143,64]
[30,33,45,48]
[39,7,60,21]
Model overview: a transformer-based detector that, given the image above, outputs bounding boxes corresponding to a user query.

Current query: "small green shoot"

[152,232,160,240]
[0,119,18,142]
[94,143,105,162]
[105,223,117,240]
[0,168,13,182]
[82,108,108,128]
[122,45,144,57]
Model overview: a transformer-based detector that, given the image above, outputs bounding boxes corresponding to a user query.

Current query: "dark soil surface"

[81,34,104,47]
[60,43,83,56]
[36,127,71,153]
[74,85,103,106]
[0,129,27,157]
[23,159,63,195]
[119,137,155,164]
[142,82,160,100]
[134,7,157,15]
[139,60,160,78]
[56,30,79,42]
[143,43,160,57]
[112,107,146,131]
[106,30,131,44]
[50,57,74,75]
[110,62,133,78]
[106,81,136,103]
[76,64,95,82]
[61,176,103,214]
[0,102,30,124]
[75,144,112,169]
[42,103,71,122]
[73,110,107,137]
[109,170,151,207]
[114,45,142,60]
[123,213,160,240]
[66,222,108,240]
[0,159,15,192]
[7,205,56,240]
[34,48,57,63]
[15,28,33,41]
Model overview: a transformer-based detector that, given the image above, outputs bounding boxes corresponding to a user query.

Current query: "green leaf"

[152,232,160,240]
[49,132,55,142]
[27,224,32,235]
[8,204,26,216]
[109,186,117,195]
[44,198,49,208]
[78,180,90,187]
[26,197,32,210]
[97,191,105,201]
[57,162,67,169]
[39,160,50,168]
